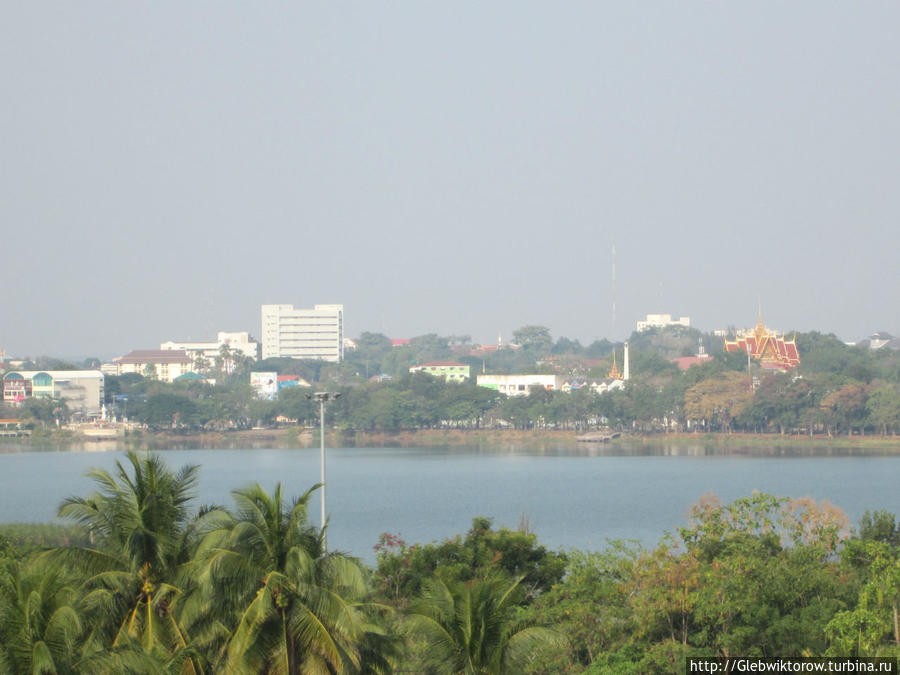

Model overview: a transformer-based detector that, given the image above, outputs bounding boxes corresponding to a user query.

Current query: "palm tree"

[56,451,212,671]
[0,556,85,673]
[193,354,211,374]
[216,344,233,376]
[188,483,382,674]
[403,575,566,674]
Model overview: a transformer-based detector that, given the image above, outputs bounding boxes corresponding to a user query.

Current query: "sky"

[3,3,899,358]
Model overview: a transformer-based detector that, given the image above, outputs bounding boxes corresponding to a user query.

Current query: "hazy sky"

[3,3,899,358]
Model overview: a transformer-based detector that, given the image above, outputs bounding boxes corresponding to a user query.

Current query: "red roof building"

[671,355,714,371]
[724,315,800,371]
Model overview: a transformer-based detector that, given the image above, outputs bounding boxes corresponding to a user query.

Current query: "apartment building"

[260,304,344,362]
[114,350,193,382]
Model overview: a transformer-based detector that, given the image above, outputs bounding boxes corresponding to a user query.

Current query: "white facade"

[636,314,691,332]
[476,374,560,396]
[261,304,344,362]
[115,350,194,383]
[161,331,260,364]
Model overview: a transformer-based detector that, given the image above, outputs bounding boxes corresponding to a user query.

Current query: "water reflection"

[3,435,900,457]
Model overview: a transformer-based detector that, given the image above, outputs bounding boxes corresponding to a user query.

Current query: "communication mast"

[611,241,616,339]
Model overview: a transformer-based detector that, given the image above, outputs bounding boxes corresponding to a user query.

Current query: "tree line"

[3,454,900,672]
[8,326,900,436]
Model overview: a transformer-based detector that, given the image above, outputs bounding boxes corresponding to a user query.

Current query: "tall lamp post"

[309,392,340,546]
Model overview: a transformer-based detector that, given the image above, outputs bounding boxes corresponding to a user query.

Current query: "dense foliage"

[9,326,900,436]
[2,454,900,672]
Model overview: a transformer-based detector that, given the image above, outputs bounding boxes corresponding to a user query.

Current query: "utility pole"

[308,391,341,548]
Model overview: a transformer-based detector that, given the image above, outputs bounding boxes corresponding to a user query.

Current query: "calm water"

[1,444,899,562]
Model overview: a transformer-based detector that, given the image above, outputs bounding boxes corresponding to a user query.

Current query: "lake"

[1,443,898,562]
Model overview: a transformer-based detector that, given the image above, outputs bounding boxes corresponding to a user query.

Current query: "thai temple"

[607,342,630,381]
[724,311,800,371]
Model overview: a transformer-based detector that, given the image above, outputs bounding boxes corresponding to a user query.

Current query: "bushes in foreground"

[1,453,899,673]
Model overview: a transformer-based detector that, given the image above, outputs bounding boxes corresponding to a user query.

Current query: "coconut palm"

[56,450,212,671]
[188,483,381,674]
[403,575,567,675]
[0,555,86,673]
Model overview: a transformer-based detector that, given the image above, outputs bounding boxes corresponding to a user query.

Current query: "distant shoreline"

[2,427,900,453]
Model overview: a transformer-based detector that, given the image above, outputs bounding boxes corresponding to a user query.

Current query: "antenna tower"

[611,241,617,338]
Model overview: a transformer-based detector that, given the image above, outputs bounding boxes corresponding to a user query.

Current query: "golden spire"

[755,301,766,343]
[608,348,623,380]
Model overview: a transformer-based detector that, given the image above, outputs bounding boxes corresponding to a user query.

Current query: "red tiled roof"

[724,333,799,370]
[391,339,410,347]
[670,356,713,371]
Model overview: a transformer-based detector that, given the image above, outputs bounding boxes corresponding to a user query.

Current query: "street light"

[307,391,341,546]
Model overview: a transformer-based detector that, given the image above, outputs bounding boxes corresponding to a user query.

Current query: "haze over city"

[3,3,898,358]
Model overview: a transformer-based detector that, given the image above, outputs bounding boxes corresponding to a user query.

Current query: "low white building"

[476,374,561,396]
[409,362,470,382]
[161,331,260,366]
[636,314,691,332]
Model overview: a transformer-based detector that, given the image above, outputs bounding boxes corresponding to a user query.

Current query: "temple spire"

[608,348,623,380]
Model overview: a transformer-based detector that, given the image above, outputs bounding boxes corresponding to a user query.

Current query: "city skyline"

[0,301,878,363]
[4,3,899,356]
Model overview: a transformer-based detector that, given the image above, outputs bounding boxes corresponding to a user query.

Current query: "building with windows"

[160,331,260,367]
[1,370,104,419]
[114,350,194,382]
[409,361,470,382]
[636,314,691,332]
[261,304,344,362]
[476,374,560,396]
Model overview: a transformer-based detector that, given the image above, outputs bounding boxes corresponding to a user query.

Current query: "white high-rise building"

[261,304,344,362]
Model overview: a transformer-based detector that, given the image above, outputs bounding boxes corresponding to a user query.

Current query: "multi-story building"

[114,350,194,382]
[1,370,105,419]
[160,331,260,367]
[409,361,470,382]
[636,314,691,332]
[260,304,344,362]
